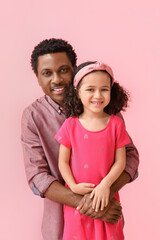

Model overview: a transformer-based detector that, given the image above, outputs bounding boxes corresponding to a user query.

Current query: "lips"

[50,86,66,95]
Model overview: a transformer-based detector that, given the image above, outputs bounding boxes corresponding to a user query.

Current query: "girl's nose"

[94,90,101,98]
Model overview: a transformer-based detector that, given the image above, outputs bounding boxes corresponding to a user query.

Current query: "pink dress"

[55,114,131,240]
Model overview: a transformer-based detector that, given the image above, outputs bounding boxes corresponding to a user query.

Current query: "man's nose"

[51,73,63,84]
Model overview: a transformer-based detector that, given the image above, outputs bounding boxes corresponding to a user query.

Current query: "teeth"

[53,87,64,92]
[92,102,102,105]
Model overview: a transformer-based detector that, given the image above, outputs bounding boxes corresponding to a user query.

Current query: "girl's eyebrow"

[86,85,110,88]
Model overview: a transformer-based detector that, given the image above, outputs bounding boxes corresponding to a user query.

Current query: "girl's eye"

[86,89,94,92]
[102,89,108,91]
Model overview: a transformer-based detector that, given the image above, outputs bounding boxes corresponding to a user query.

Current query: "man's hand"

[77,193,122,223]
[101,198,122,224]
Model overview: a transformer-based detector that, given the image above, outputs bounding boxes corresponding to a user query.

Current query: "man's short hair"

[31,38,77,74]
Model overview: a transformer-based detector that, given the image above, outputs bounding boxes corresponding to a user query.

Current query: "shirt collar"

[45,95,63,115]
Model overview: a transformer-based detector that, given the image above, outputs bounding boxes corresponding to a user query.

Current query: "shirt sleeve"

[21,108,56,197]
[116,112,139,181]
[115,117,131,149]
[54,118,72,149]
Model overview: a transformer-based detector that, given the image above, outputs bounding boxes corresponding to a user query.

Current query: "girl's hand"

[71,183,95,195]
[90,181,110,212]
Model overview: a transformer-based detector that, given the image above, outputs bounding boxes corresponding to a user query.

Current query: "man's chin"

[49,94,64,105]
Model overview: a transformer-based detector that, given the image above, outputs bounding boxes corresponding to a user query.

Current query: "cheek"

[37,76,45,87]
[104,92,111,101]
[64,73,72,83]
[39,77,50,87]
[38,79,42,87]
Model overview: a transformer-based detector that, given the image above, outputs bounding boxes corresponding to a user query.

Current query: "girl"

[55,61,131,240]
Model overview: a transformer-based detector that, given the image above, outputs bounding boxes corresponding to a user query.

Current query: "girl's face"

[78,71,111,115]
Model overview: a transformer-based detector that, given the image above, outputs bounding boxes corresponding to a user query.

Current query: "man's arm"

[110,170,131,199]
[117,112,139,181]
[21,108,83,207]
[44,181,82,207]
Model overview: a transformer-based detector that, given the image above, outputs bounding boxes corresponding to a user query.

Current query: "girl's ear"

[75,87,80,99]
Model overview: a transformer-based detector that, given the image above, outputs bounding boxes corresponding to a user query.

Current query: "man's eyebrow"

[41,68,51,72]
[59,64,71,68]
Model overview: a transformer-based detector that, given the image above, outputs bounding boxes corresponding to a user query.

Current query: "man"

[21,38,139,240]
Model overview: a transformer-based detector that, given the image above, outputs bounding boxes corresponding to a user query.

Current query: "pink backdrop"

[1,0,159,239]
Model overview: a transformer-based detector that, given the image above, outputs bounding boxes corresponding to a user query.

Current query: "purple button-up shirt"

[21,95,139,240]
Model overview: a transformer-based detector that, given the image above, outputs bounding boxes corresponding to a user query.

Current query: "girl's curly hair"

[63,62,130,118]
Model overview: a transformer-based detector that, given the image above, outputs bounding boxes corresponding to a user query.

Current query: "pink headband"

[73,62,114,87]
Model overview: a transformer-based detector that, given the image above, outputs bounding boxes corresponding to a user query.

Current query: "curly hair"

[63,62,130,117]
[30,38,77,74]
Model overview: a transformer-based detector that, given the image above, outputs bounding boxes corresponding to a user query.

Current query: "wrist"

[101,177,112,188]
[70,183,78,193]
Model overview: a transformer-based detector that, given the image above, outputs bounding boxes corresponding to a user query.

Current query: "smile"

[91,101,103,106]
[51,86,66,94]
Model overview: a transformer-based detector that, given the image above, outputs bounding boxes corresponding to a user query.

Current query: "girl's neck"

[78,112,111,132]
[80,109,108,119]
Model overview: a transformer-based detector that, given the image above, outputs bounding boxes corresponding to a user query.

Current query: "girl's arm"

[90,146,126,212]
[58,144,94,195]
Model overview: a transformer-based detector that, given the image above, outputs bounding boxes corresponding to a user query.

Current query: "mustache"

[50,84,66,89]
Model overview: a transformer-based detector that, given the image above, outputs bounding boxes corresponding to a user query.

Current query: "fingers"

[77,193,93,215]
[101,198,123,223]
[77,194,123,224]
[105,217,120,224]
[75,183,95,195]
[76,197,85,210]
[76,199,85,210]
[101,198,109,211]
[89,189,95,199]
[100,198,105,211]
[85,186,95,193]
[101,210,122,223]
[91,191,109,212]
[95,197,101,212]
[81,183,95,194]
[110,198,122,211]
[82,183,95,192]
[84,183,95,188]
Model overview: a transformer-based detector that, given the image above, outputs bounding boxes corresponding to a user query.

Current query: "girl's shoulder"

[64,116,79,127]
[110,114,125,127]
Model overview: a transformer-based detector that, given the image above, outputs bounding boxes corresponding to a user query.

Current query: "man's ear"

[36,75,41,86]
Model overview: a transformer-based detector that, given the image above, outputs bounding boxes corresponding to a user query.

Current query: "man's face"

[37,52,74,105]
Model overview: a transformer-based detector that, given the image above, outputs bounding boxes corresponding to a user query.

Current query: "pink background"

[1,0,159,239]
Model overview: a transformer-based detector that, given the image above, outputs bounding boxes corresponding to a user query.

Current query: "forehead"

[37,52,73,71]
[81,71,111,85]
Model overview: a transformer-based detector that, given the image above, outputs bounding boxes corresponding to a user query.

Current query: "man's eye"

[43,71,51,76]
[60,68,68,73]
